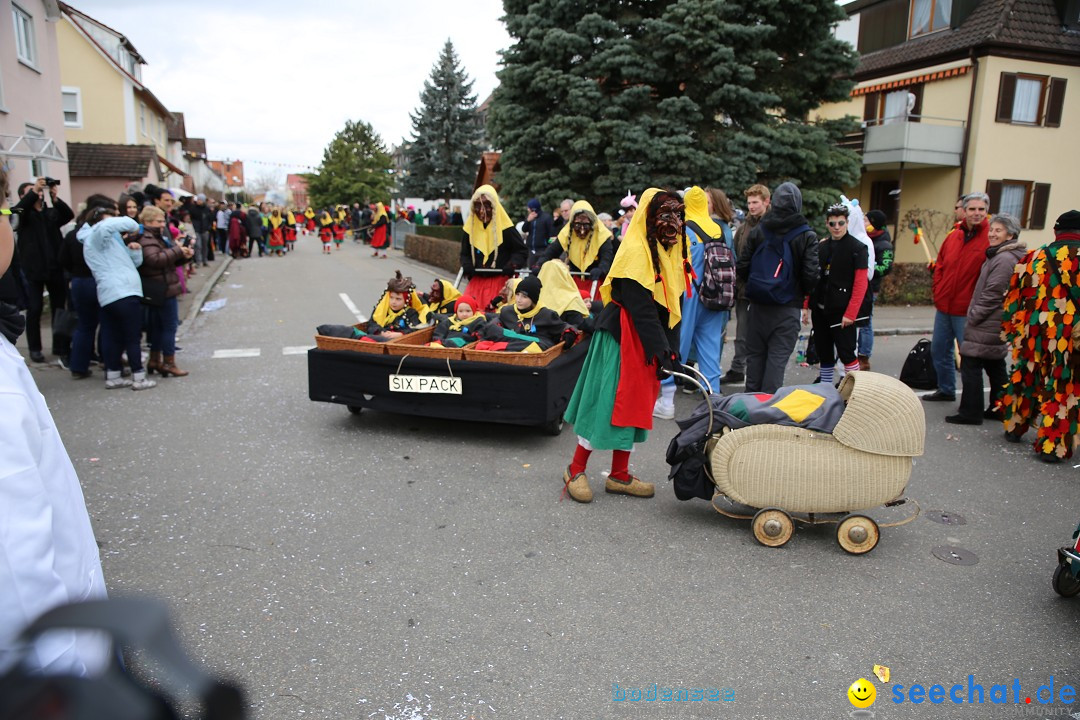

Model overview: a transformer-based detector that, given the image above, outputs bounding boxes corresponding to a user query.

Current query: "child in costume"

[429,294,487,348]
[285,209,298,251]
[318,211,333,254]
[333,221,346,249]
[362,271,425,341]
[304,207,316,235]
[267,208,286,256]
[460,185,527,309]
[478,275,573,353]
[562,188,691,502]
[536,258,592,327]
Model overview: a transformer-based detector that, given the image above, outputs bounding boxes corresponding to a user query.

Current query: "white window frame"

[61,87,82,128]
[909,0,952,39]
[140,102,147,136]
[12,4,38,68]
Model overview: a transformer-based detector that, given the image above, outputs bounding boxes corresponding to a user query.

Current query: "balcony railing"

[858,115,966,168]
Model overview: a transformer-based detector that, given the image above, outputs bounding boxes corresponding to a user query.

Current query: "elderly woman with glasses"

[946,213,1026,426]
[809,203,870,385]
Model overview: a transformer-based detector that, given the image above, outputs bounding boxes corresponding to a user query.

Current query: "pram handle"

[662,364,715,438]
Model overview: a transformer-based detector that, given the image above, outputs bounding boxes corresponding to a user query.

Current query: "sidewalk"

[865,303,934,336]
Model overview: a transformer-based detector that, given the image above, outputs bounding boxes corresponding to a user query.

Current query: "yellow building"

[815,0,1080,261]
[55,2,182,199]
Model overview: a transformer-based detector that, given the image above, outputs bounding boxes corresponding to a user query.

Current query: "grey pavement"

[17,238,1080,720]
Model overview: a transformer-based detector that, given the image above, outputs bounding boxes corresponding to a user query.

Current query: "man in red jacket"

[925,192,990,402]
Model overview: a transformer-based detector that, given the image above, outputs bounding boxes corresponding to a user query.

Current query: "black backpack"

[686,220,736,311]
[745,224,811,305]
[900,338,938,390]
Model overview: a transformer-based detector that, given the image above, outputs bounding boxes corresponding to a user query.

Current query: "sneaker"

[132,376,157,391]
[722,370,744,385]
[605,474,655,498]
[653,399,674,420]
[681,384,697,395]
[105,376,133,389]
[563,466,593,503]
[945,414,981,425]
[56,355,69,370]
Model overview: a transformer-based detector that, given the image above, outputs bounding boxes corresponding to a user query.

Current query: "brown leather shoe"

[858,355,871,371]
[563,466,593,503]
[605,474,655,498]
[146,351,162,375]
[158,355,189,377]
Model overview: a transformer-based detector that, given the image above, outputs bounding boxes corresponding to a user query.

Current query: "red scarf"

[611,303,658,430]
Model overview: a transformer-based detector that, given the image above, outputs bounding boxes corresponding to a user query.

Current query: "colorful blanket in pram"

[667,383,846,502]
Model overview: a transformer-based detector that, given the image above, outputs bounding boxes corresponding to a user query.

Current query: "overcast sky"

[72,0,511,182]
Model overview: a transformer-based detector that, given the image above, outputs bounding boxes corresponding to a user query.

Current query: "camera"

[44,177,61,188]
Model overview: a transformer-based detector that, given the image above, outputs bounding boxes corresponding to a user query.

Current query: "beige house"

[816,0,1080,261]
[55,1,180,200]
[0,0,70,200]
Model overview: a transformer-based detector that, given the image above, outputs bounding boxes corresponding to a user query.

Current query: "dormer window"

[909,0,952,38]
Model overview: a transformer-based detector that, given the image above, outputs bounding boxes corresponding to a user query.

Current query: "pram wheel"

[752,508,793,548]
[347,405,363,415]
[541,417,565,436]
[837,515,880,555]
[1052,562,1080,597]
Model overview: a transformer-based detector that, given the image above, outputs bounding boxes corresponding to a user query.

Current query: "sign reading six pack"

[389,374,462,395]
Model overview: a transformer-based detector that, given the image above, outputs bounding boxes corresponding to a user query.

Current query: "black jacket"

[59,225,93,278]
[14,191,74,281]
[538,234,614,278]
[869,229,894,293]
[735,182,819,309]
[523,211,555,255]
[811,232,868,319]
[593,278,679,365]
[459,226,527,276]
[189,203,214,233]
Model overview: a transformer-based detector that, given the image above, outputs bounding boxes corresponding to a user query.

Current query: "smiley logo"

[848,678,876,709]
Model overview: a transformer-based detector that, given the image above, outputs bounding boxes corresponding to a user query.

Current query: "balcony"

[860,115,966,169]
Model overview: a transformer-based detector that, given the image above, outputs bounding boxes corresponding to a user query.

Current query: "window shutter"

[996,74,1016,123]
[985,180,1003,214]
[1045,78,1067,127]
[1030,184,1051,230]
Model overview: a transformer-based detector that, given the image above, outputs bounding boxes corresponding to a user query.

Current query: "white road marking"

[339,292,367,323]
[212,348,262,359]
[283,345,314,355]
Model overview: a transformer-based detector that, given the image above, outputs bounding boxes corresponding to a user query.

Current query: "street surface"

[22,235,1080,719]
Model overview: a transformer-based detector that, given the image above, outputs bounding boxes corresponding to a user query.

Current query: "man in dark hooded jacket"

[735,182,819,393]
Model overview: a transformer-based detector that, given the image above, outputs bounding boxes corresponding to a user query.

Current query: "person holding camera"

[138,206,193,377]
[13,177,74,364]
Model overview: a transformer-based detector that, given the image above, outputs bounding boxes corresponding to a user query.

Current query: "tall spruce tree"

[306,119,394,209]
[402,40,484,201]
[488,0,861,218]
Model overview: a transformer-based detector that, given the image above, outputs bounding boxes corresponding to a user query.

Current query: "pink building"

[0,0,71,203]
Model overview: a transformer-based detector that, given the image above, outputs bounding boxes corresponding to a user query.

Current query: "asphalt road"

[25,235,1080,720]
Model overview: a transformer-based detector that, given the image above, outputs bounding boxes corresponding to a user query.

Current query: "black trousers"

[25,272,69,354]
[958,354,1008,419]
[811,309,857,368]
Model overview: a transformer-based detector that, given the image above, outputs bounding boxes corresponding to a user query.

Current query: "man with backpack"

[735,182,819,393]
[653,186,735,418]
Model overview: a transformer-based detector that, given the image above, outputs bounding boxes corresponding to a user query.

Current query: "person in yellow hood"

[561,188,691,503]
[537,199,614,302]
[459,185,527,310]
[370,202,390,259]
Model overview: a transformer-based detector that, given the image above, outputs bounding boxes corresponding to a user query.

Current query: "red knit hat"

[455,294,480,313]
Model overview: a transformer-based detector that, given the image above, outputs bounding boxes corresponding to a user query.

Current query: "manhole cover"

[932,546,978,566]
[926,510,967,525]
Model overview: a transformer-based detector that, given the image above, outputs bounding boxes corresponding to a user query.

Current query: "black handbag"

[141,277,168,307]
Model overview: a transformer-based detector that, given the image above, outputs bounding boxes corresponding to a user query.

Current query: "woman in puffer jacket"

[138,206,194,378]
[947,213,1026,425]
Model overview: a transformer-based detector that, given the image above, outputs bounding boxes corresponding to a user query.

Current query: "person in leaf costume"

[1001,210,1080,462]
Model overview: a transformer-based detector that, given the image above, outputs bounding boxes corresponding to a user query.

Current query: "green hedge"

[404,234,460,275]
[415,225,464,241]
[878,263,933,306]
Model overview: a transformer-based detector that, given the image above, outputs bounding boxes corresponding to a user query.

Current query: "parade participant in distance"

[267,207,286,256]
[1001,210,1080,462]
[809,203,869,386]
[537,199,614,302]
[947,213,1026,426]
[562,188,690,503]
[370,202,390,258]
[459,185,527,310]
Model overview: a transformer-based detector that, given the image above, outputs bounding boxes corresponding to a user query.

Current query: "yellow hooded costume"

[555,200,613,271]
[537,261,590,318]
[463,185,515,265]
[600,187,690,329]
[683,187,723,240]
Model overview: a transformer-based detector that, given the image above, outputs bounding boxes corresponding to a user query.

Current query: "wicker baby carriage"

[672,370,923,554]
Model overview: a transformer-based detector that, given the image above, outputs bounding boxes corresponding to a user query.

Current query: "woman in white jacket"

[0,169,109,675]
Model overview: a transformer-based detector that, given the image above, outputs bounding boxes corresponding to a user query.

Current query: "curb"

[177,256,232,341]
[874,327,933,336]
